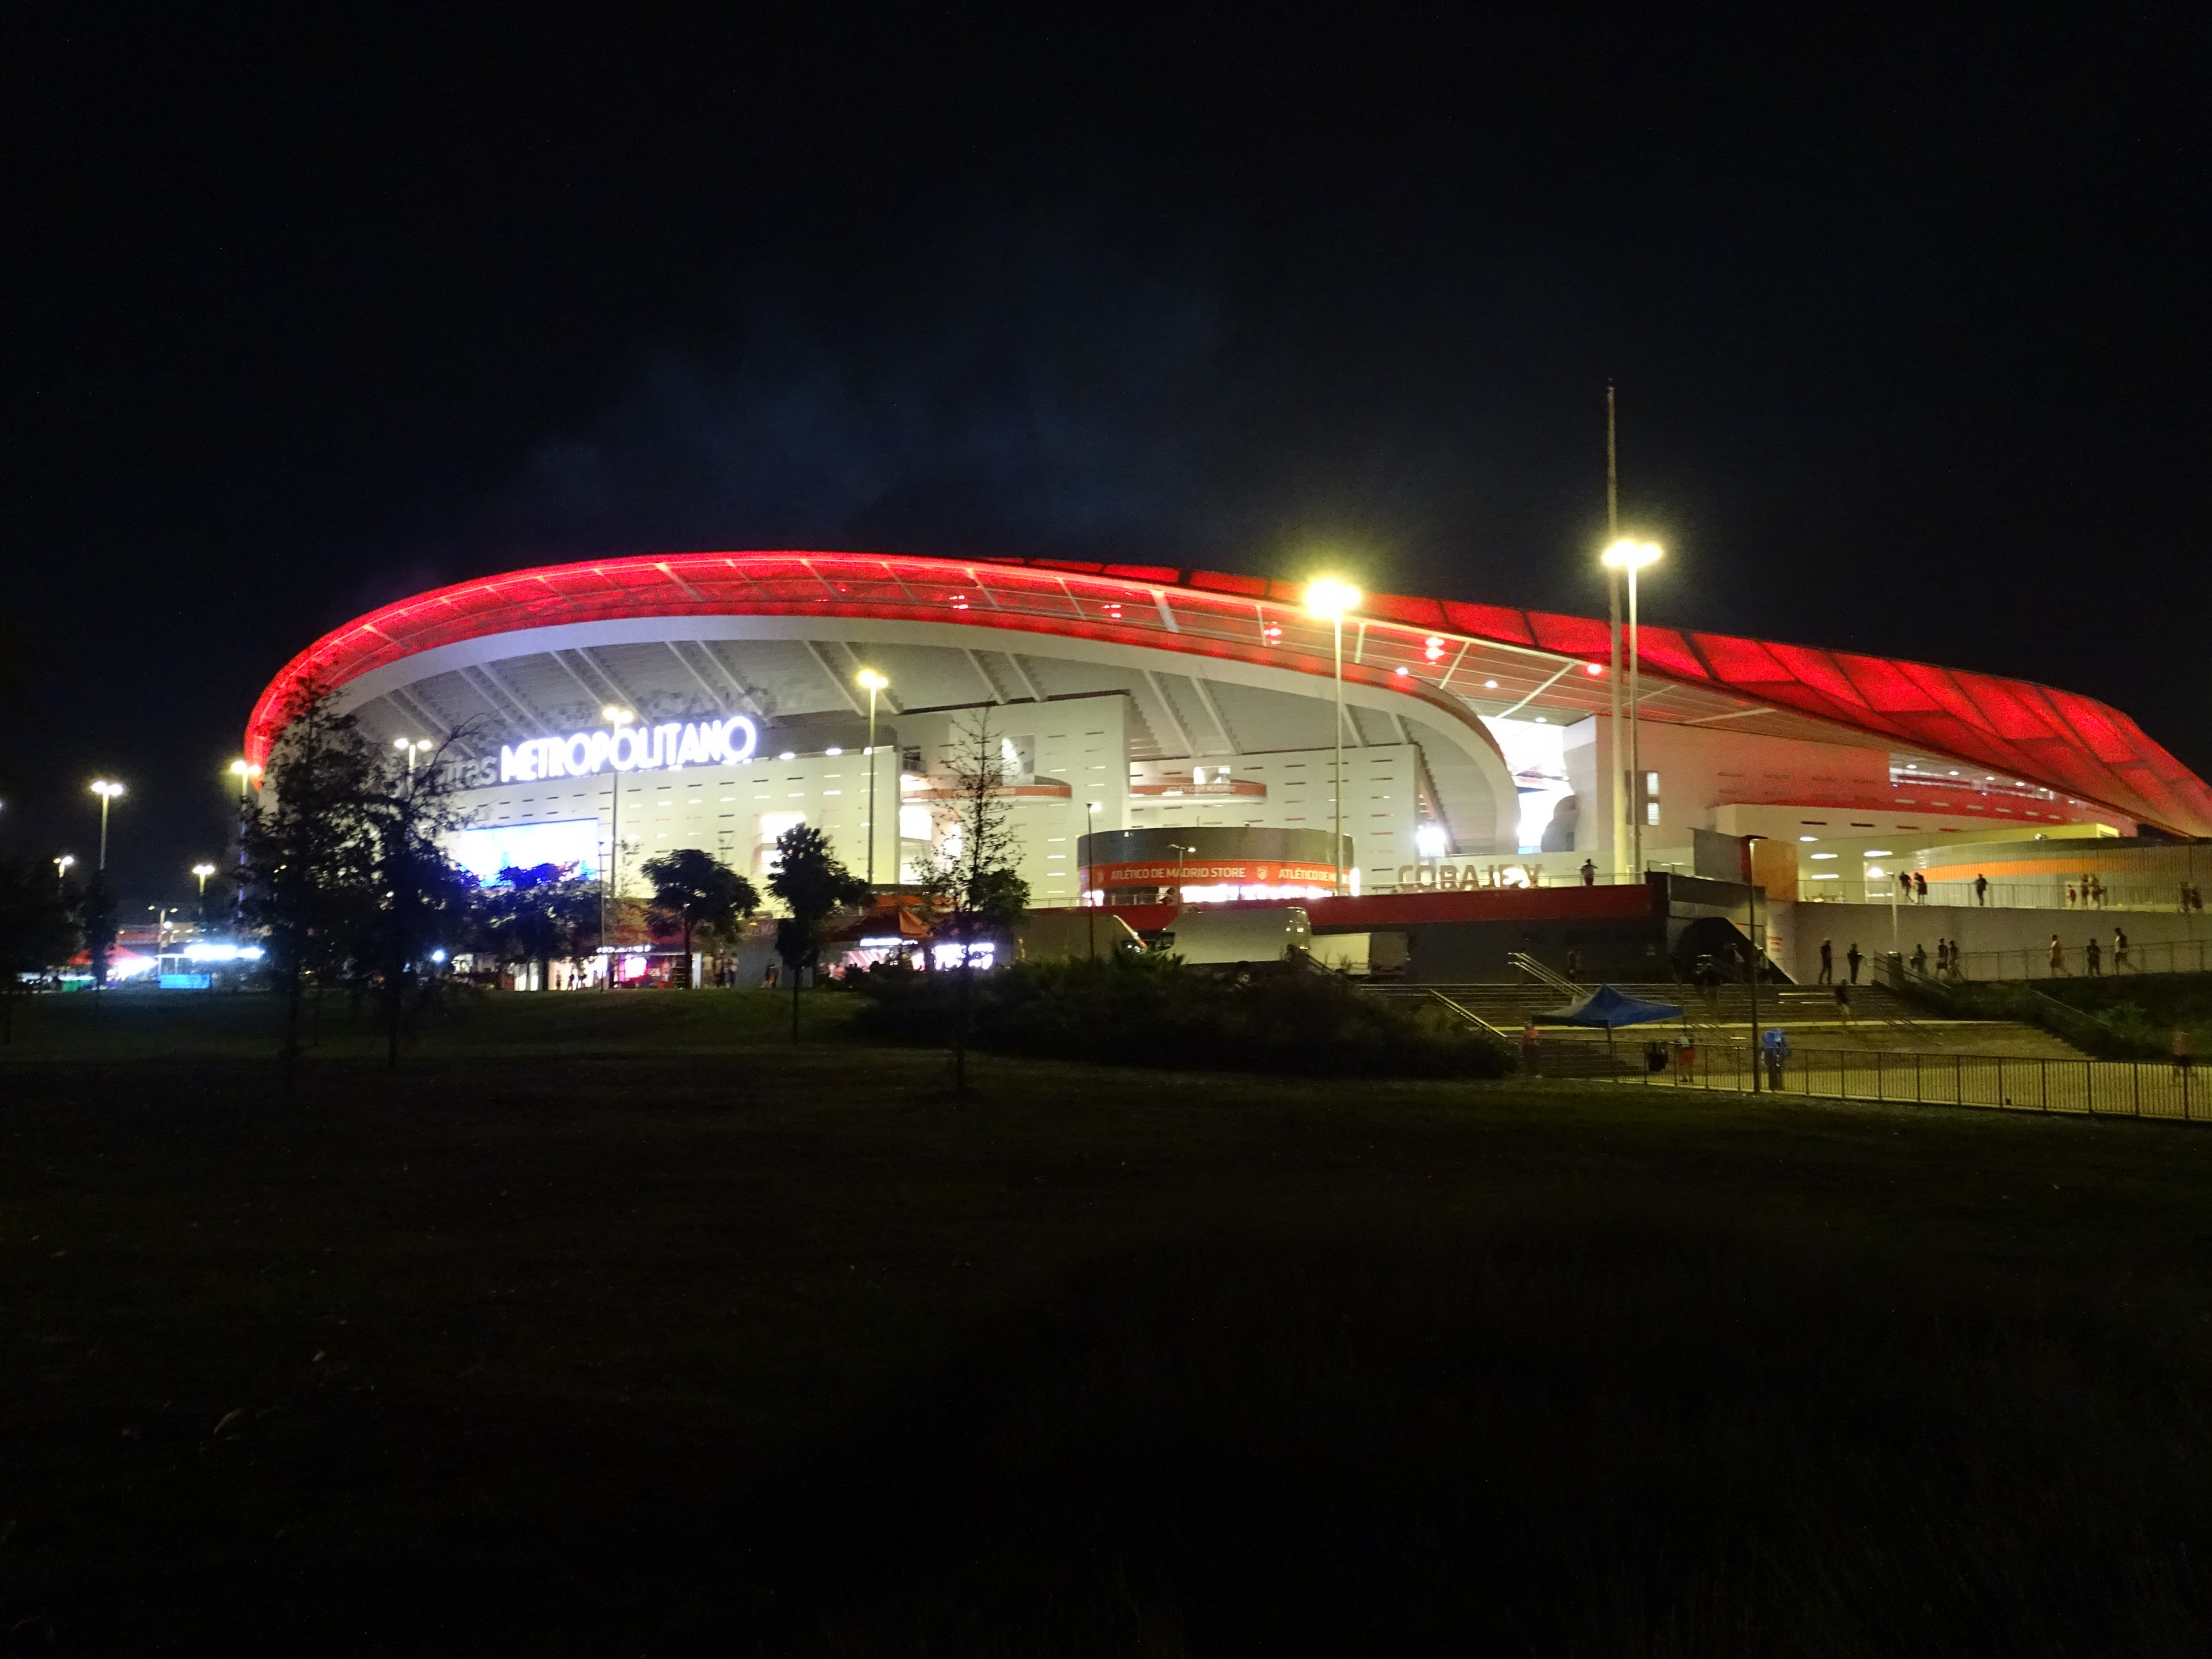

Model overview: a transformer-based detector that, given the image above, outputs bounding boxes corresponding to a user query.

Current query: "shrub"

[853,953,1513,1078]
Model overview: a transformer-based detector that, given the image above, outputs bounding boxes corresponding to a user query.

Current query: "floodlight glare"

[1600,537,1663,571]
[855,668,888,692]
[1303,578,1361,620]
[602,705,634,725]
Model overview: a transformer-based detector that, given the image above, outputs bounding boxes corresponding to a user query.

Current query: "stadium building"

[246,550,2212,980]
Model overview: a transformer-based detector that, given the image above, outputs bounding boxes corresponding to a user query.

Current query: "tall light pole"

[856,669,888,887]
[1600,539,1662,878]
[1605,387,1625,883]
[229,760,260,929]
[191,862,217,927]
[1304,578,1361,897]
[1741,832,1768,1093]
[89,780,124,872]
[392,737,433,793]
[54,854,75,895]
[600,705,634,985]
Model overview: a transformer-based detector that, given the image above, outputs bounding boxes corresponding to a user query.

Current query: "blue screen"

[447,819,601,886]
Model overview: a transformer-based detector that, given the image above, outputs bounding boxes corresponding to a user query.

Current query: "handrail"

[1893,962,2124,1057]
[1357,984,1519,1056]
[1506,952,1579,996]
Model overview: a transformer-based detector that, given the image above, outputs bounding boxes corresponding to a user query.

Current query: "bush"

[853,952,1514,1078]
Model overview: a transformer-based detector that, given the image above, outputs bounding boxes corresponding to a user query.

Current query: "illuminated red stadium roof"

[247,550,2212,838]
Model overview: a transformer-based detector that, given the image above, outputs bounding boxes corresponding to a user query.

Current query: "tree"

[0,855,79,1043]
[78,875,120,993]
[238,683,383,1064]
[641,848,758,985]
[482,862,600,990]
[766,824,868,1040]
[355,751,477,1066]
[911,709,1031,1093]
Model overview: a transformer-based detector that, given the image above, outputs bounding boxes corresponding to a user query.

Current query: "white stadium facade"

[245,549,2212,982]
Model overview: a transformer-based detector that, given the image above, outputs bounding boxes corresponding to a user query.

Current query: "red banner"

[1083,859,1340,886]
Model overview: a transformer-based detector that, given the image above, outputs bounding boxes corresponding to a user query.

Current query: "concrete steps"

[1411,978,2090,1060]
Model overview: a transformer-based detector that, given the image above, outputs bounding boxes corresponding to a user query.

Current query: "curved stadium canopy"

[247,550,2212,841]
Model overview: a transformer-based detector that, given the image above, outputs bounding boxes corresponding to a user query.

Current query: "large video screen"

[446,819,601,886]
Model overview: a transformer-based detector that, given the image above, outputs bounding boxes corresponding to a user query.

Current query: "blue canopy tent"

[1538,984,1686,1070]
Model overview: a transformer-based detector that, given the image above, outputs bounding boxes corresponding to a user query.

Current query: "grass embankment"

[2,993,2211,1652]
[2033,971,2212,1056]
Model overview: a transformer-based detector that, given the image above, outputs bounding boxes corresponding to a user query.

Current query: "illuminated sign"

[499,715,756,783]
[1083,859,1342,887]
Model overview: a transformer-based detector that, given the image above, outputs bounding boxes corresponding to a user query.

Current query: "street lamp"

[1304,578,1361,897]
[89,779,124,872]
[228,760,261,926]
[54,854,74,895]
[1600,539,1662,878]
[600,706,634,984]
[392,737,434,790]
[856,669,889,887]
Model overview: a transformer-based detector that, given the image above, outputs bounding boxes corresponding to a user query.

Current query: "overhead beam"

[999,650,1047,702]
[961,649,1007,704]
[1187,673,1238,755]
[1494,661,1580,720]
[1141,669,1195,758]
[805,641,869,714]
[571,648,656,725]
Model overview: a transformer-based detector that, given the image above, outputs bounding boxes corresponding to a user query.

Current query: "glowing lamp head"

[855,668,889,692]
[1600,537,1664,572]
[1303,577,1361,620]
[602,705,634,726]
[56,855,74,872]
[1585,661,1604,675]
[191,862,217,878]
[89,779,124,800]
[229,759,252,777]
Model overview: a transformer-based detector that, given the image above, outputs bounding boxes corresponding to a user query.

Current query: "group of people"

[1892,870,1930,903]
[2065,874,2115,908]
[2047,928,2132,976]
[1908,940,1971,980]
[1814,938,1863,984]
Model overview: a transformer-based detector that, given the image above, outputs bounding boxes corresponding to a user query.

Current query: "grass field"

[4,989,2212,1653]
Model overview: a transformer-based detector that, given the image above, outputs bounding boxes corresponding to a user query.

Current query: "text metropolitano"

[499,715,759,783]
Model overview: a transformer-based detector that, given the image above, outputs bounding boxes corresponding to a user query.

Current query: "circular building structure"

[247,550,2212,911]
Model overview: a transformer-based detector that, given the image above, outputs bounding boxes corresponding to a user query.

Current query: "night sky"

[5,8,2207,903]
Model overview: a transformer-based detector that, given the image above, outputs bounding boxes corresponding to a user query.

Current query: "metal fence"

[1936,936,2212,983]
[1592,1039,2207,1122]
[1805,878,2202,913]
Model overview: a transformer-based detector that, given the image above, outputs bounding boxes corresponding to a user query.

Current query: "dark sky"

[5,6,2208,903]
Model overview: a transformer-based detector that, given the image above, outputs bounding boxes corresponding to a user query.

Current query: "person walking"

[1897,871,1912,904]
[1521,1021,1542,1076]
[1565,947,1584,985]
[1580,858,1596,887]
[1846,942,1863,984]
[2115,927,2130,973]
[2048,934,2066,975]
[1762,1027,1791,1091]
[1936,938,1949,977]
[1834,980,1854,1026]
[1974,872,1988,906]
[2086,937,2101,976]
[1914,871,1928,903]
[1910,941,1927,975]
[1818,938,1834,984]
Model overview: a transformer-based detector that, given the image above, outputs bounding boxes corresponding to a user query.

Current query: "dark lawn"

[2,991,2211,1654]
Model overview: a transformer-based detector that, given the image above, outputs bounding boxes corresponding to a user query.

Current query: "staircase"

[1409,976,2089,1062]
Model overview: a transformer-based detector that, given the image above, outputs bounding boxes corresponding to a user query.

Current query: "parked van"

[1010,908,1146,963]
[1155,906,1312,966]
